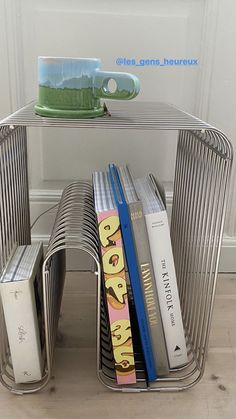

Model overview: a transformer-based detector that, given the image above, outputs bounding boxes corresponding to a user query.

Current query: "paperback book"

[108,164,157,381]
[0,243,44,384]
[93,171,136,385]
[135,175,188,368]
[118,165,169,376]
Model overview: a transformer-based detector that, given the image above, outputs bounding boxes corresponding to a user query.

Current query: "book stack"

[0,165,187,388]
[93,164,188,384]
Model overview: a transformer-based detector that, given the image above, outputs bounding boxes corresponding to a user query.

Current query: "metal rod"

[0,101,233,393]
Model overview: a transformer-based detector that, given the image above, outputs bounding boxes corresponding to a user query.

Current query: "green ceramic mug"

[34,57,140,118]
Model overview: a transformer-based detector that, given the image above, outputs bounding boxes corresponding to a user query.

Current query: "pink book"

[93,171,136,385]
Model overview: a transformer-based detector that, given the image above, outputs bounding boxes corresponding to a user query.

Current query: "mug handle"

[93,71,140,100]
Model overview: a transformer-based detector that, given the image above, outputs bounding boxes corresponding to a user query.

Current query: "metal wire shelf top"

[0,100,214,131]
[0,101,232,160]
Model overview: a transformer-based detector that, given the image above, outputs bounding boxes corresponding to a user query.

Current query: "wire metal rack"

[0,101,233,393]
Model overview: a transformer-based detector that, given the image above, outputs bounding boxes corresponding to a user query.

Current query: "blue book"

[108,163,157,382]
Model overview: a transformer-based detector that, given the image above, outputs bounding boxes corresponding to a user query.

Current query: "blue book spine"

[108,164,157,382]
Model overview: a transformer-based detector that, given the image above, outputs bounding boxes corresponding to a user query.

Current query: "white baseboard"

[31,233,236,273]
[30,188,236,273]
[218,237,236,273]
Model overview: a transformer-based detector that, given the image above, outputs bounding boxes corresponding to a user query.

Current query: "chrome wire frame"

[0,102,233,393]
[0,125,31,394]
[41,181,101,394]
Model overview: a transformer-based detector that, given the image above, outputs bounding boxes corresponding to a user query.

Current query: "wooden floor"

[1,272,236,419]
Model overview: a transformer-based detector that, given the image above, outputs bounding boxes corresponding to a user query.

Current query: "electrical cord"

[30,203,59,230]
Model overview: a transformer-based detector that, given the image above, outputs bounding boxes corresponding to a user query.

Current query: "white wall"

[21,0,203,188]
[0,1,11,118]
[1,0,235,270]
[194,0,236,270]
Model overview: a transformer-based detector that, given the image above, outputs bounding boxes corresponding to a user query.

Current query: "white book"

[0,243,44,383]
[135,175,188,368]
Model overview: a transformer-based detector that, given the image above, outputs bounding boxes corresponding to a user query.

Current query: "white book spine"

[145,211,188,368]
[0,280,42,383]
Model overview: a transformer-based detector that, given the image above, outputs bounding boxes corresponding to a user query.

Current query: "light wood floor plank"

[0,272,235,419]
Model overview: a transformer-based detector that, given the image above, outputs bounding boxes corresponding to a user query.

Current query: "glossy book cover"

[93,172,136,385]
[108,164,157,382]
